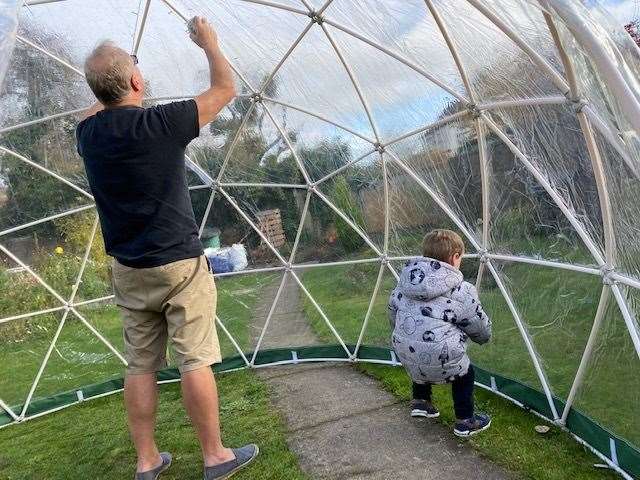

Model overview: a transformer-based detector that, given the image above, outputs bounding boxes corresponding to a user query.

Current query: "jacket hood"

[397,257,463,301]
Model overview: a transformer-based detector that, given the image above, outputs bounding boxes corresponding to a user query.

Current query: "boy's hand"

[189,16,219,50]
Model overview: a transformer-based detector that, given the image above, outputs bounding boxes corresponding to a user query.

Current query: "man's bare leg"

[124,373,162,472]
[181,367,235,466]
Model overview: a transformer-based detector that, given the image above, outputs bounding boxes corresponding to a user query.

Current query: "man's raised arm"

[190,17,236,128]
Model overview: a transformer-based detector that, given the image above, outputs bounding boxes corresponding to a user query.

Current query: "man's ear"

[131,72,143,93]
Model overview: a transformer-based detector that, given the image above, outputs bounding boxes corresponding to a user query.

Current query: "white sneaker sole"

[411,409,440,418]
[454,418,492,437]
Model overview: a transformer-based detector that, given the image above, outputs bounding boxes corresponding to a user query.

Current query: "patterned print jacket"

[388,257,492,384]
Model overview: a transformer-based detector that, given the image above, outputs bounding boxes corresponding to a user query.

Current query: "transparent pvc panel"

[201,190,285,270]
[0,212,96,303]
[321,0,468,100]
[551,6,638,136]
[0,1,18,89]
[73,303,124,360]
[489,260,601,399]
[133,0,245,99]
[18,0,138,64]
[2,0,137,127]
[488,104,605,256]
[387,116,484,243]
[0,41,91,129]
[481,0,565,74]
[0,312,60,409]
[485,118,597,266]
[594,126,640,282]
[434,0,564,103]
[294,263,383,348]
[221,186,304,263]
[187,102,254,181]
[0,258,60,321]
[210,271,284,360]
[27,313,124,413]
[266,22,376,140]
[571,294,640,447]
[324,23,460,142]
[56,212,113,305]
[384,158,478,259]
[190,186,214,231]
[219,103,305,185]
[0,118,89,192]
[467,267,543,391]
[318,155,384,253]
[293,193,379,264]
[261,101,376,183]
[254,272,326,350]
[0,149,90,232]
[178,0,311,93]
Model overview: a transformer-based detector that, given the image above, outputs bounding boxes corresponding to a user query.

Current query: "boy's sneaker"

[410,399,440,418]
[454,413,491,437]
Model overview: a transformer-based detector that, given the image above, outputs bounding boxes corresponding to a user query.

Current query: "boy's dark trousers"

[412,365,475,419]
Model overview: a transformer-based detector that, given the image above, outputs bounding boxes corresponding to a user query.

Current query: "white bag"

[228,244,248,271]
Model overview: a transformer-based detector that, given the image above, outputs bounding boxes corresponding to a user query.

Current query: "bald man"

[76,18,258,480]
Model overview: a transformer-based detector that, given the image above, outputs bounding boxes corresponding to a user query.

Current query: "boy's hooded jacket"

[388,257,491,384]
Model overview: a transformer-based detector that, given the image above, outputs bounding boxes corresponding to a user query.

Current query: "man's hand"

[189,16,218,51]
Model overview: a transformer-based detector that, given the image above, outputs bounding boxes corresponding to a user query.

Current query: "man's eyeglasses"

[130,54,139,65]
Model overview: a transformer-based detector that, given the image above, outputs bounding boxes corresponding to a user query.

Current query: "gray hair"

[84,41,133,105]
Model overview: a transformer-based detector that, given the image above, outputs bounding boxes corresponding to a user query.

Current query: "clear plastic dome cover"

[1,0,640,477]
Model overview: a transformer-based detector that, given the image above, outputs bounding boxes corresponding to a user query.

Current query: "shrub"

[331,176,366,253]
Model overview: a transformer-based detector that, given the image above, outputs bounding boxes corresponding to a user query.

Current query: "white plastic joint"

[469,104,484,119]
[478,249,489,264]
[571,97,588,114]
[307,10,324,24]
[380,255,389,265]
[249,93,263,103]
[600,265,616,285]
[374,142,385,154]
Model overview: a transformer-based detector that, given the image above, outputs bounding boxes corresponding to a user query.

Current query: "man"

[76,17,258,480]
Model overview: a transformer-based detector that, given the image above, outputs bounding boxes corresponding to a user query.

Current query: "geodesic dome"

[1,0,640,476]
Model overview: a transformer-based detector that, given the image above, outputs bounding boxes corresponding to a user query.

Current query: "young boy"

[388,229,492,437]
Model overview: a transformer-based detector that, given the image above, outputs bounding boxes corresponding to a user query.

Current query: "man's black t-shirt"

[76,100,203,268]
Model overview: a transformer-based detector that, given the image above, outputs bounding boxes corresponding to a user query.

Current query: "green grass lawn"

[0,271,279,414]
[0,370,308,480]
[358,363,618,480]
[0,267,308,479]
[300,259,636,480]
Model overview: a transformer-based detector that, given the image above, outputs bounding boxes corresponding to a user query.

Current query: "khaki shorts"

[112,255,221,374]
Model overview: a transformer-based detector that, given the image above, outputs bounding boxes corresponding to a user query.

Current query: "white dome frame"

[1,0,640,478]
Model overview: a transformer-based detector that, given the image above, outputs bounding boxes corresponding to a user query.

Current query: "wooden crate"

[256,209,286,249]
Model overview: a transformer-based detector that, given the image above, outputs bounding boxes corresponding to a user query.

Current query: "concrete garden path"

[251,275,516,480]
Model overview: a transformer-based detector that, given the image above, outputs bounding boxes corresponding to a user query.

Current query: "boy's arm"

[457,283,492,344]
[388,290,399,330]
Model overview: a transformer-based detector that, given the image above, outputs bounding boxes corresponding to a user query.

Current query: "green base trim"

[1,345,638,478]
